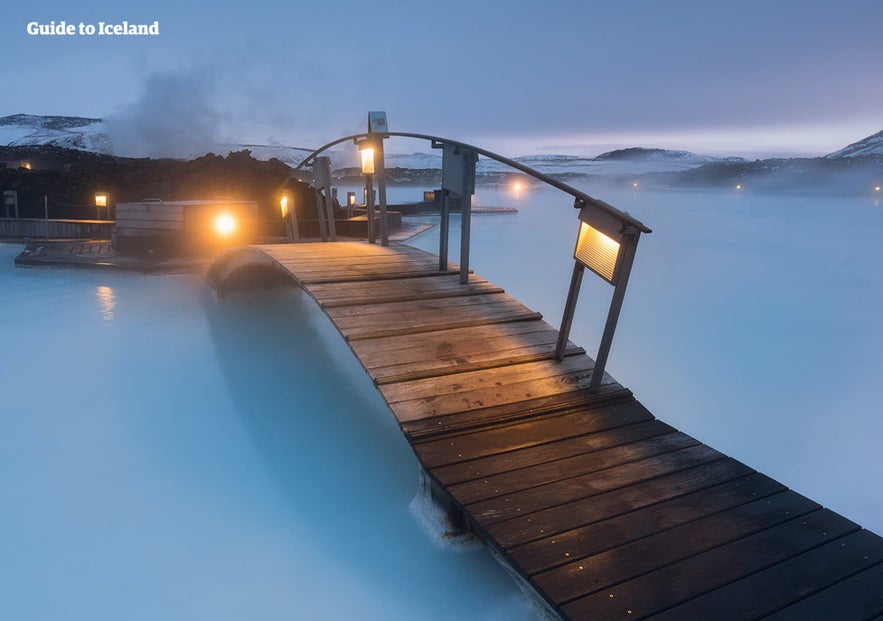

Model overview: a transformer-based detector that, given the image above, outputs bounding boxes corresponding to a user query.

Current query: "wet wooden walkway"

[207,241,883,621]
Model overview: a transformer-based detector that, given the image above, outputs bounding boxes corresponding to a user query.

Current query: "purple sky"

[3,0,882,157]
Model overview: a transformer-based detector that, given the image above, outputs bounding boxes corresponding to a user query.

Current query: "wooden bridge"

[207,240,883,621]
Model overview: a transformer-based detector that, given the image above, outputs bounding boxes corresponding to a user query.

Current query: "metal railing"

[291,131,652,392]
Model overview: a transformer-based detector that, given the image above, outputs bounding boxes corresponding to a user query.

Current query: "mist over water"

[0,248,533,621]
[1,184,880,619]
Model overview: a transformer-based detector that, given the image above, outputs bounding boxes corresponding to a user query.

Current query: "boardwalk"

[208,241,883,621]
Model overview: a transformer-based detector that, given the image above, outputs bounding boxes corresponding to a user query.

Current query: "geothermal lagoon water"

[1,185,881,619]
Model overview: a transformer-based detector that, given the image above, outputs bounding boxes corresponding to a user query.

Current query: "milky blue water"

[1,184,881,620]
[0,246,533,621]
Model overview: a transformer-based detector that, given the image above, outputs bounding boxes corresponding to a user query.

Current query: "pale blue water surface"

[1,184,881,620]
[0,244,533,621]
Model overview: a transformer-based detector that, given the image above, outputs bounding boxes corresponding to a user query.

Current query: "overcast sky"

[3,0,882,157]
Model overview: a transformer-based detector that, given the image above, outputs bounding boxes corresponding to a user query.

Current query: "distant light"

[23,162,31,170]
[347,192,357,206]
[360,148,375,175]
[632,182,639,188]
[875,186,881,192]
[214,213,236,236]
[736,184,742,190]
[280,195,288,217]
[95,194,108,207]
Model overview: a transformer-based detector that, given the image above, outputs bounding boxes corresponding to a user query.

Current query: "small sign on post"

[368,111,388,134]
[439,143,478,283]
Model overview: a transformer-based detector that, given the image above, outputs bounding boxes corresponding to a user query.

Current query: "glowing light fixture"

[736,184,742,190]
[95,193,108,219]
[556,199,649,393]
[347,192,356,206]
[632,182,639,188]
[280,195,289,217]
[23,162,31,170]
[360,147,375,175]
[214,213,236,236]
[875,185,881,192]
[573,205,629,285]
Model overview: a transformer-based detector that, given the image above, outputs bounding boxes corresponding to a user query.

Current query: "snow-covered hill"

[0,114,110,153]
[826,130,883,158]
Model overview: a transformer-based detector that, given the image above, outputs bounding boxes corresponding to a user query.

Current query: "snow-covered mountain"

[3,114,881,184]
[826,130,883,158]
[0,114,110,153]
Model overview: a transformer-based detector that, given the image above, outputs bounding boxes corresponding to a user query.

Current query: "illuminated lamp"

[347,192,356,206]
[573,204,628,285]
[556,199,647,392]
[360,147,375,175]
[214,213,236,236]
[95,193,108,219]
[280,195,289,217]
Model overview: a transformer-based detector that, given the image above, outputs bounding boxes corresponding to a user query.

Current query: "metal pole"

[376,140,389,246]
[555,262,585,359]
[458,149,477,284]
[459,190,472,284]
[315,189,328,242]
[44,194,49,240]
[324,188,337,241]
[588,233,640,392]
[439,189,450,271]
[365,174,376,243]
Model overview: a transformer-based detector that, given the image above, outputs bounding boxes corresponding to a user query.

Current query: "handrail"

[291,131,651,234]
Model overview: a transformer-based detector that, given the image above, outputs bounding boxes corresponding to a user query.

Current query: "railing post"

[439,189,450,271]
[555,262,585,360]
[588,232,640,392]
[365,174,376,243]
[376,140,389,246]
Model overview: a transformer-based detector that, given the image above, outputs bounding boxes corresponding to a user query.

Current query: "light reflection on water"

[96,285,116,323]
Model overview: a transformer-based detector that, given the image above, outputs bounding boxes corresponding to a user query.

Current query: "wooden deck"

[207,241,883,621]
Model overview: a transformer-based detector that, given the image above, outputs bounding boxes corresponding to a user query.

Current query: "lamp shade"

[360,148,375,175]
[574,205,626,285]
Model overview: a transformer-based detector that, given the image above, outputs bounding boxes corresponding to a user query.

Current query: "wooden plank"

[448,432,699,506]
[533,490,820,605]
[465,444,725,525]
[373,347,586,386]
[341,311,543,342]
[646,530,883,620]
[348,320,558,360]
[414,399,655,469]
[761,560,883,621]
[508,472,786,575]
[388,357,621,422]
[428,419,673,485]
[560,509,859,621]
[320,283,504,308]
[308,273,494,302]
[301,269,465,286]
[382,356,593,405]
[326,292,516,319]
[401,385,633,441]
[486,458,754,548]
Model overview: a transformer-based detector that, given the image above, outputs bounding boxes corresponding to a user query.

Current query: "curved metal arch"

[292,131,651,234]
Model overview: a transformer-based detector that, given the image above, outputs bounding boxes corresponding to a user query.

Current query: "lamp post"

[555,199,644,393]
[280,192,299,242]
[358,142,376,243]
[95,193,108,220]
